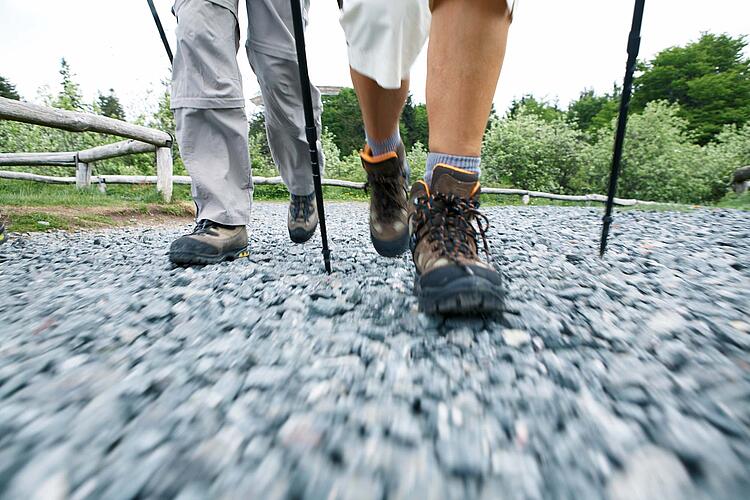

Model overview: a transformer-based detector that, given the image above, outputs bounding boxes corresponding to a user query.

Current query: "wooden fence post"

[156,147,173,203]
[75,155,91,189]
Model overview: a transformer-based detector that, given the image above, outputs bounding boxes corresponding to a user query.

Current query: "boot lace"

[365,172,407,222]
[192,219,219,236]
[291,194,314,222]
[411,192,491,264]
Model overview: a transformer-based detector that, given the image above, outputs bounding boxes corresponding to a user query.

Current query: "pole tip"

[600,216,612,257]
[323,250,332,274]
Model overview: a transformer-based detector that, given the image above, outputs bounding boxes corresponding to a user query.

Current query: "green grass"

[0,180,192,207]
[0,180,196,233]
[716,191,750,210]
[6,212,116,233]
[2,179,746,233]
[0,180,370,207]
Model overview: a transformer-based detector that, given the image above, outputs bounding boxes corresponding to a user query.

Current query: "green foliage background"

[2,33,749,205]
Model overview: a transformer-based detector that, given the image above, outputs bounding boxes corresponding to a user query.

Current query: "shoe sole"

[170,247,249,266]
[371,229,409,258]
[415,274,505,315]
[289,227,316,244]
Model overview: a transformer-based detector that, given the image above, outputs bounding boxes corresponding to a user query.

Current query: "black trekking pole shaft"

[147,0,174,65]
[290,0,332,274]
[600,0,645,257]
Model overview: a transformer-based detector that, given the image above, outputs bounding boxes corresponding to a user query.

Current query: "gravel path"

[1,203,749,500]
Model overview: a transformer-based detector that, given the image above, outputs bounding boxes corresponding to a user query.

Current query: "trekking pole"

[600,0,645,257]
[146,0,174,65]
[290,0,332,274]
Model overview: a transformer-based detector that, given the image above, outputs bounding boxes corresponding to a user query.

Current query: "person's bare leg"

[409,0,512,314]
[350,68,412,257]
[427,0,511,156]
[350,68,409,144]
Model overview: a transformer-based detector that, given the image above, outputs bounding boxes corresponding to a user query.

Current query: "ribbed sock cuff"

[425,152,481,185]
[366,129,401,156]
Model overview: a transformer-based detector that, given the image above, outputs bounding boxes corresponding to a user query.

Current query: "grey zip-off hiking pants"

[171,0,323,225]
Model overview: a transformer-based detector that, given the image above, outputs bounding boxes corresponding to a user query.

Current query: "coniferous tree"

[54,58,84,111]
[0,76,21,100]
[96,88,125,120]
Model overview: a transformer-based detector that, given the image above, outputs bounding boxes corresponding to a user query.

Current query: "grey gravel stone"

[1,204,748,499]
[607,446,693,500]
[502,329,531,348]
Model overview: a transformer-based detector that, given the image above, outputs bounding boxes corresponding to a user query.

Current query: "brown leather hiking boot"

[169,220,249,266]
[408,164,504,314]
[360,143,410,257]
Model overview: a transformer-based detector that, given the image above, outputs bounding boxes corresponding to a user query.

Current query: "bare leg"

[350,68,409,142]
[427,0,512,156]
[350,68,412,258]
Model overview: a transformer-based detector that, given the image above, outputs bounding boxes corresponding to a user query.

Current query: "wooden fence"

[0,97,174,201]
[1,96,675,207]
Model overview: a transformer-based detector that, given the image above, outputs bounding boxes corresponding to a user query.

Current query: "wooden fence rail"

[0,169,667,206]
[0,98,171,147]
[0,152,77,166]
[0,97,174,201]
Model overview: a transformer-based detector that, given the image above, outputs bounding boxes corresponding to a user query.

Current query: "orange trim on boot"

[360,144,399,164]
[434,163,477,176]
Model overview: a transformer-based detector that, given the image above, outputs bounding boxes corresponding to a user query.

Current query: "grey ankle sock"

[366,129,401,156]
[425,152,481,185]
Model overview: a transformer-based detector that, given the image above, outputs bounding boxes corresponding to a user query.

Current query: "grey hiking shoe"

[360,143,410,257]
[169,220,249,265]
[288,192,318,244]
[408,165,504,315]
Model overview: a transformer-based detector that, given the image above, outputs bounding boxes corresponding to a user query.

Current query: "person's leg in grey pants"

[245,0,323,199]
[171,0,323,223]
[172,0,252,226]
[169,0,324,262]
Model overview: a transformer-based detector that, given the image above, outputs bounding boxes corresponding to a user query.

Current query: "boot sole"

[371,229,409,258]
[415,274,505,315]
[170,247,249,266]
[289,227,317,244]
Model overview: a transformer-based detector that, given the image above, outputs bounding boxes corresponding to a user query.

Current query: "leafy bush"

[482,107,589,193]
[321,129,364,182]
[249,131,275,177]
[701,124,750,200]
[585,101,723,203]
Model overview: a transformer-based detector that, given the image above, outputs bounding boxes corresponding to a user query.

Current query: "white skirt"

[339,0,516,89]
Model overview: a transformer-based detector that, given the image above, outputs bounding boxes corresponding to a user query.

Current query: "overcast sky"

[1,0,748,120]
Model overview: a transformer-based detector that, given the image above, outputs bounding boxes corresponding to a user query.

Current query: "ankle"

[366,129,401,156]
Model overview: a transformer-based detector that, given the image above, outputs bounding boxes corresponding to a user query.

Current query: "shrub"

[585,101,728,203]
[482,108,589,193]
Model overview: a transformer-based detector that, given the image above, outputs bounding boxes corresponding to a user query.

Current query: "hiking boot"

[169,220,249,265]
[288,192,318,244]
[361,143,410,257]
[408,164,504,314]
